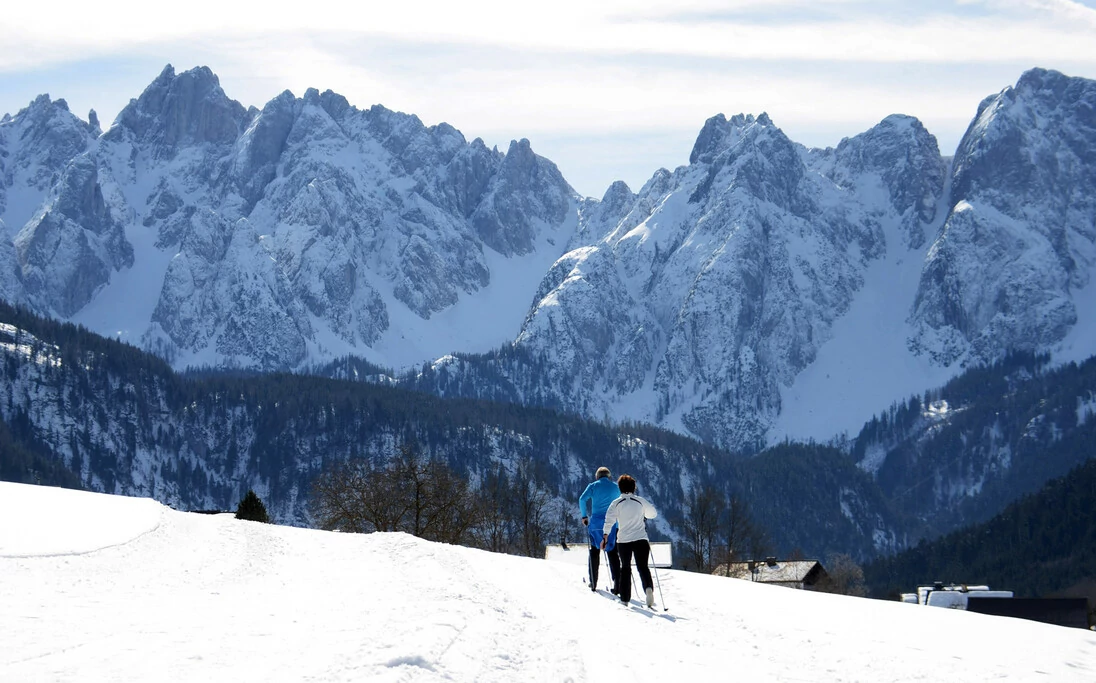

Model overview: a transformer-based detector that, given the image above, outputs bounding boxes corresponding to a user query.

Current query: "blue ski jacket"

[578,477,620,519]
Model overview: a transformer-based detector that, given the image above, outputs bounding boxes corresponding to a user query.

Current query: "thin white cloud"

[2,1,1094,71]
[2,0,1093,196]
[969,0,1096,28]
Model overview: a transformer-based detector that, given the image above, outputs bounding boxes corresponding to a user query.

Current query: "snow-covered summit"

[820,113,947,249]
[911,67,1096,366]
[110,64,250,152]
[0,93,98,244]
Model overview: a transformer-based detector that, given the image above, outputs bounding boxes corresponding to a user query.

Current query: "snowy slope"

[2,483,1094,682]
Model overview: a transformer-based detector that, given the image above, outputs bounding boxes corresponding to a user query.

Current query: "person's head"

[595,466,611,480]
[617,474,636,493]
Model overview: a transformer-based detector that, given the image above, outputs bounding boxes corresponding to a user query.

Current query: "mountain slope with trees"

[3,68,1095,454]
[853,352,1096,541]
[864,456,1096,618]
[3,301,1096,566]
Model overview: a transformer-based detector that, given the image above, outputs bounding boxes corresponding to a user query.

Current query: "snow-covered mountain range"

[2,65,1094,450]
[1,65,575,370]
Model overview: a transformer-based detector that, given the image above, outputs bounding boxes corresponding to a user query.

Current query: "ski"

[586,576,669,613]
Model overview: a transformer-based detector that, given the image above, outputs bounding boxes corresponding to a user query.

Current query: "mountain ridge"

[2,65,1095,451]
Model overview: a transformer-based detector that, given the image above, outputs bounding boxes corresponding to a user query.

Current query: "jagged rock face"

[515,112,945,447]
[911,69,1096,365]
[818,114,947,249]
[0,95,99,304]
[113,65,250,152]
[150,211,312,367]
[472,138,571,256]
[14,155,132,317]
[0,95,97,224]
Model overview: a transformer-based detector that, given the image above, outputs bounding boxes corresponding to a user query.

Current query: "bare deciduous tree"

[513,458,555,557]
[681,484,723,573]
[469,457,558,558]
[474,465,515,553]
[816,553,868,597]
[681,485,769,573]
[719,494,769,567]
[309,444,479,545]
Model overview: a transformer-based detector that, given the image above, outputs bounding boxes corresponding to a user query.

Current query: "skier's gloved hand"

[582,516,589,526]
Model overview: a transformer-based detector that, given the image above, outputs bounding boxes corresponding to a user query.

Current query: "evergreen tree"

[236,489,271,523]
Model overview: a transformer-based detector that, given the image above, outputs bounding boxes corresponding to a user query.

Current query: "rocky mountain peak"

[687,112,779,166]
[233,90,300,206]
[6,93,91,140]
[952,67,1096,207]
[318,90,351,120]
[0,92,98,234]
[827,113,946,247]
[32,93,65,113]
[687,112,805,214]
[14,154,132,317]
[112,64,249,149]
[600,179,634,211]
[87,109,101,137]
[471,138,573,256]
[910,68,1096,366]
[1015,67,1071,97]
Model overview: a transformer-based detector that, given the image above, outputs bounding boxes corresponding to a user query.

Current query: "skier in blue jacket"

[578,466,621,593]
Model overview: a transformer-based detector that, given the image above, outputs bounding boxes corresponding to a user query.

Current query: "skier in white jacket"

[601,474,658,607]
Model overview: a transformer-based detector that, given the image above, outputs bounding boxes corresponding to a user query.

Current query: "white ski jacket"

[602,493,657,544]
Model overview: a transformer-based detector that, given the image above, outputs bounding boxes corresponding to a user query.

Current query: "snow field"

[2,482,1095,681]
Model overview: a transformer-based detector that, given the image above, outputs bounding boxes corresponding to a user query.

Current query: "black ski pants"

[616,539,652,604]
[589,545,621,590]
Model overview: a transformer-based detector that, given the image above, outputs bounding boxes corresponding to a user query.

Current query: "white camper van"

[906,583,1013,609]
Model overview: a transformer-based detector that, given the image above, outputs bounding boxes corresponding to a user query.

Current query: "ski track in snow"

[2,483,1095,682]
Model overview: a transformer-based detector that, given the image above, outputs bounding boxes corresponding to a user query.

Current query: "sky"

[2,481,1095,681]
[2,1,1096,198]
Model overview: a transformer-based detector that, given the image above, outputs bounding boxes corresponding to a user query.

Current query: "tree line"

[309,444,573,556]
[3,298,1095,589]
[864,454,1096,618]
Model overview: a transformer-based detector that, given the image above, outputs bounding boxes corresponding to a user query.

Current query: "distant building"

[713,557,828,590]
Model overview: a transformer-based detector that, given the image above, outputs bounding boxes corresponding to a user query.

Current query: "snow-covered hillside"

[2,482,1093,681]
